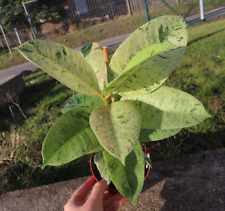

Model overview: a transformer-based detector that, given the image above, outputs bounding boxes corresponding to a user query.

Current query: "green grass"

[146,18,225,161]
[0,0,224,70]
[0,18,225,194]
[40,0,225,48]
[0,71,91,193]
[151,0,225,18]
[0,50,27,70]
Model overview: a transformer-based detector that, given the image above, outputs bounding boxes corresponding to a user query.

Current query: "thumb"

[87,179,108,205]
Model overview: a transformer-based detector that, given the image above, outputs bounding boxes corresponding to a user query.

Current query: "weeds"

[0,70,74,193]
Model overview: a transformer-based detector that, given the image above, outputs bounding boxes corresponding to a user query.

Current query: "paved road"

[0,6,225,81]
[0,33,130,82]
[186,6,225,24]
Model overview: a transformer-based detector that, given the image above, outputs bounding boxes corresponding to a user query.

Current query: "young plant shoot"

[16,16,211,205]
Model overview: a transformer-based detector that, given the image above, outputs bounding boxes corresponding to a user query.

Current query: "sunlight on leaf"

[42,107,102,168]
[122,86,211,129]
[103,142,145,205]
[90,101,141,165]
[16,40,101,96]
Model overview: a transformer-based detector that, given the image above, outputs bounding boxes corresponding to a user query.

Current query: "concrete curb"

[0,148,224,211]
[0,74,25,110]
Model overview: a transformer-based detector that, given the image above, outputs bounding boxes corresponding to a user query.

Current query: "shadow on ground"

[0,74,71,132]
[0,148,224,211]
[0,155,91,195]
[118,147,225,211]
[188,27,225,46]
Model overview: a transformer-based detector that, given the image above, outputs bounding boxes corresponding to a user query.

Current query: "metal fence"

[0,0,225,56]
[0,0,131,50]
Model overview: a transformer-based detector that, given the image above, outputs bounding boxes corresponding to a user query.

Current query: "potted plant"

[16,15,211,205]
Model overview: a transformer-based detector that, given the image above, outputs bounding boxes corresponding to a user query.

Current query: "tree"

[30,0,65,24]
[0,0,28,30]
[0,0,65,30]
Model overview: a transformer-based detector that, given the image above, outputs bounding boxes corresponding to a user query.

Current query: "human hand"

[64,176,122,211]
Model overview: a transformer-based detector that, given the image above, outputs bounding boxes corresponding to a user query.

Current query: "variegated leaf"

[94,151,111,184]
[139,128,182,142]
[102,43,175,96]
[42,107,102,168]
[90,101,141,165]
[121,86,211,129]
[81,42,101,57]
[85,47,108,91]
[16,40,101,96]
[102,15,187,96]
[103,142,145,205]
[80,42,108,90]
[61,93,104,114]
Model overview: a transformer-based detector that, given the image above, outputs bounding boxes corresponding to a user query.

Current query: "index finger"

[87,179,108,205]
[70,176,96,203]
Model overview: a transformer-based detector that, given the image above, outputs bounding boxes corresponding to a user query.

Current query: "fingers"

[105,200,120,211]
[66,178,122,211]
[69,176,96,203]
[103,191,122,201]
[87,179,108,205]
[103,193,123,210]
[103,192,114,201]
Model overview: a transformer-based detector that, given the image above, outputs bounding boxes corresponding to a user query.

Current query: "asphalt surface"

[0,33,130,83]
[0,6,225,82]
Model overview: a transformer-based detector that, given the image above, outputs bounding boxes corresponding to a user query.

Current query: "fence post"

[125,0,132,16]
[0,23,13,58]
[25,2,40,39]
[143,0,150,22]
[14,28,22,45]
[22,1,39,39]
[160,0,180,16]
[199,0,205,21]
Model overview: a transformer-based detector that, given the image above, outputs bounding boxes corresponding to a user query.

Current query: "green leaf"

[94,151,111,184]
[102,15,187,96]
[80,42,108,90]
[81,42,101,57]
[85,46,108,91]
[102,43,175,96]
[103,142,145,205]
[121,86,211,129]
[139,128,182,142]
[90,101,141,165]
[16,40,101,96]
[61,93,104,114]
[42,107,103,168]
[108,15,187,80]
